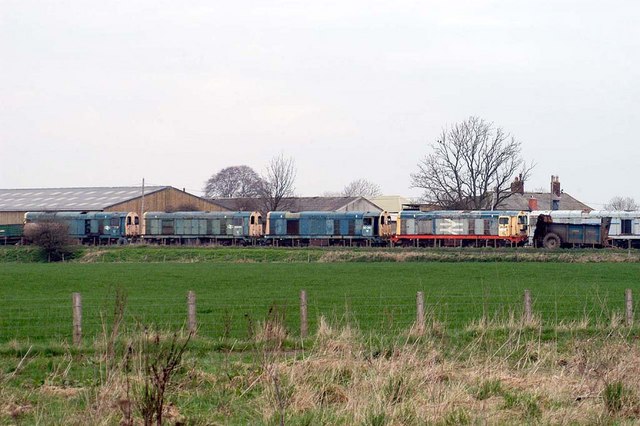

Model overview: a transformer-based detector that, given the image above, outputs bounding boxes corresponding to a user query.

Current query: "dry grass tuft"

[40,385,84,398]
[248,322,640,424]
[465,311,541,332]
[314,316,361,356]
[254,319,288,348]
[78,249,109,263]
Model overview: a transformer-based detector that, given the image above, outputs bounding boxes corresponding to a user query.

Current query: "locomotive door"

[286,219,299,235]
[362,217,373,237]
[498,216,510,237]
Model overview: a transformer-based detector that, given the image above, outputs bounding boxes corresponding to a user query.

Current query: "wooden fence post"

[523,289,532,324]
[72,292,82,346]
[187,291,197,335]
[416,291,425,334]
[626,289,633,327]
[300,290,308,338]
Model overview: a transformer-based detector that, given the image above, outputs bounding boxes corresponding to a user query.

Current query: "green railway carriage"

[24,211,139,244]
[0,224,24,245]
[142,211,263,244]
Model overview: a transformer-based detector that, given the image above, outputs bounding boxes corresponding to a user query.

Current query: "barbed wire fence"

[1,288,637,345]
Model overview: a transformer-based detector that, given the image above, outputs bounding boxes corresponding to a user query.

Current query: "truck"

[532,214,611,249]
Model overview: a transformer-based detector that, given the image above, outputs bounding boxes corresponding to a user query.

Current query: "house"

[397,176,591,212]
[496,175,592,211]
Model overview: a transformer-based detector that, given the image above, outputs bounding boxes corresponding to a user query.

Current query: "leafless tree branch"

[260,154,297,211]
[410,117,534,209]
[341,179,382,197]
[604,196,638,211]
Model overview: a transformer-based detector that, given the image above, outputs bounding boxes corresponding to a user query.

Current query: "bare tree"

[203,165,264,199]
[411,117,534,210]
[342,179,382,197]
[604,196,638,211]
[260,154,297,211]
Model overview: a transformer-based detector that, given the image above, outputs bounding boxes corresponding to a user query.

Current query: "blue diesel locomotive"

[24,211,140,244]
[142,211,263,244]
[265,210,392,246]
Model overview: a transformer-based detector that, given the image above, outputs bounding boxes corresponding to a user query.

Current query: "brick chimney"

[550,175,561,210]
[510,173,525,194]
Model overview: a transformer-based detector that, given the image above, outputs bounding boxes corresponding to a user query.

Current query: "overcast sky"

[1,1,638,208]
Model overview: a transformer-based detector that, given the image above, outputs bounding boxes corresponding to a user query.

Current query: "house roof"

[212,196,382,212]
[496,192,592,211]
[0,186,168,211]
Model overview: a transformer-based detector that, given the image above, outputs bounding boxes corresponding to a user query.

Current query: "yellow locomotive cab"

[498,212,528,237]
[249,212,263,237]
[125,212,140,237]
[379,211,392,237]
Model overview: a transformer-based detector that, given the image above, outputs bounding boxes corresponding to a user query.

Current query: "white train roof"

[530,210,640,218]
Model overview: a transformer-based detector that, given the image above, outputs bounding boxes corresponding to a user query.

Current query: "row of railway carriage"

[4,208,638,249]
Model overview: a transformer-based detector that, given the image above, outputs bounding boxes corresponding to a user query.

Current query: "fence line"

[1,289,637,344]
[5,289,634,346]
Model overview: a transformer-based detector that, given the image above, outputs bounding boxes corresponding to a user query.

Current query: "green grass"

[1,261,638,343]
[0,254,639,424]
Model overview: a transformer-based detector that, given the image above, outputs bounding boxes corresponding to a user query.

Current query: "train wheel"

[543,233,561,250]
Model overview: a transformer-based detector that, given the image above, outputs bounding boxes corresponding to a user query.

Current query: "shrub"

[23,221,76,262]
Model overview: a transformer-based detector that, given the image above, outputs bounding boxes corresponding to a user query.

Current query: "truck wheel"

[543,233,561,250]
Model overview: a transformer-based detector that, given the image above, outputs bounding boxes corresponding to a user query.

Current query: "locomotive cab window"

[135,217,139,225]
[363,218,373,226]
[127,217,132,225]
[621,219,632,235]
[498,217,509,225]
[251,216,255,225]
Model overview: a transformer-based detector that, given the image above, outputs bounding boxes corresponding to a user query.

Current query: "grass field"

[1,261,638,342]
[1,249,640,424]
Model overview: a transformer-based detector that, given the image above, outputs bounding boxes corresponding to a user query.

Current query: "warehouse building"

[0,186,226,225]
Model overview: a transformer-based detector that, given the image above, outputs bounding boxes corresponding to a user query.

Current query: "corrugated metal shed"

[0,186,227,225]
[106,187,226,214]
[0,187,167,211]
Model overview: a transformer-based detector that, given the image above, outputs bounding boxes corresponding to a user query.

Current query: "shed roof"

[0,186,168,211]
[212,196,382,212]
